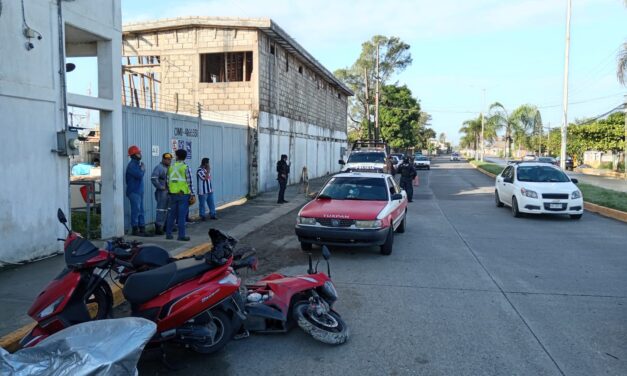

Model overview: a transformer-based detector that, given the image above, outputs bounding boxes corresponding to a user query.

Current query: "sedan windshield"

[318,177,388,201]
[517,166,570,183]
[347,152,386,164]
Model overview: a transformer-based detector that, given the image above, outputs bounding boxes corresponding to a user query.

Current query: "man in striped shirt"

[197,157,217,220]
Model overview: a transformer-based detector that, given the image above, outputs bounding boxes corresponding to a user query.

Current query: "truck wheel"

[380,228,394,255]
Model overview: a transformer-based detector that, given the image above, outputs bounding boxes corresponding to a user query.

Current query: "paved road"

[139,157,627,375]
[485,157,627,193]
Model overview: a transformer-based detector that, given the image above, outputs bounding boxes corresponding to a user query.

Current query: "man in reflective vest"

[165,149,196,241]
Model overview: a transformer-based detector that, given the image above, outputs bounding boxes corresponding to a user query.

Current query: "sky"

[68,0,627,144]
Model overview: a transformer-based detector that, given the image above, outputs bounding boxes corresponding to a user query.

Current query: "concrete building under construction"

[122,17,352,194]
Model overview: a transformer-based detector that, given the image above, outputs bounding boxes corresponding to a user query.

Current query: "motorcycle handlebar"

[112,257,134,269]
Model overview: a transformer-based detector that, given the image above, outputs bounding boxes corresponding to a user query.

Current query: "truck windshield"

[318,177,388,201]
[347,152,386,164]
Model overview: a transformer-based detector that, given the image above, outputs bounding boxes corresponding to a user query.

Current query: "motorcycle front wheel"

[293,303,349,345]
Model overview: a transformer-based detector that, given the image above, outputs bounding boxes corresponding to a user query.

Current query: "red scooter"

[232,245,349,345]
[20,210,253,355]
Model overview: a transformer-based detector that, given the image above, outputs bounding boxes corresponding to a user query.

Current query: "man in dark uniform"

[276,154,290,204]
[397,157,417,202]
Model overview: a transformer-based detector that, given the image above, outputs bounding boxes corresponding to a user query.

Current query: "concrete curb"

[0,242,211,353]
[576,167,626,179]
[583,202,627,223]
[470,161,627,224]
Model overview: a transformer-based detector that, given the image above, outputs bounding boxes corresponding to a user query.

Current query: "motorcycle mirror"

[57,208,71,233]
[57,208,67,224]
[322,246,331,261]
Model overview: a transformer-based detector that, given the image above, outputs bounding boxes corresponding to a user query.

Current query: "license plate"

[549,203,562,209]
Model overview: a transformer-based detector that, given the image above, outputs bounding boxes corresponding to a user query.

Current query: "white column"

[98,37,125,237]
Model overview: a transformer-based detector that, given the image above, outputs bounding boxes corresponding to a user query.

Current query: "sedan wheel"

[495,190,504,207]
[511,197,522,218]
[570,214,583,220]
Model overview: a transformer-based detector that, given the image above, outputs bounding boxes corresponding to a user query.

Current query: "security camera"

[25,42,34,50]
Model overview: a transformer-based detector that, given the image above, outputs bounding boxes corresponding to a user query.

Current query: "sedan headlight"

[571,190,582,199]
[520,188,538,198]
[355,220,382,229]
[297,216,317,225]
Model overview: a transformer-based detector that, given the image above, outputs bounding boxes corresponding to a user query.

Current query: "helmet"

[128,145,141,156]
[162,152,173,159]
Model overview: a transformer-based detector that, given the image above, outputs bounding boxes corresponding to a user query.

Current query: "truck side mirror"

[338,160,345,165]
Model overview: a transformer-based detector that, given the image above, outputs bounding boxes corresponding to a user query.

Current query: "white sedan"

[414,156,431,170]
[494,162,584,220]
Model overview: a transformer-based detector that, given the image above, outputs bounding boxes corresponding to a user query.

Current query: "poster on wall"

[151,145,160,157]
[171,139,192,160]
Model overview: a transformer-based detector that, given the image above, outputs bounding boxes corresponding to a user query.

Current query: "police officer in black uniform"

[397,157,417,202]
[276,154,290,204]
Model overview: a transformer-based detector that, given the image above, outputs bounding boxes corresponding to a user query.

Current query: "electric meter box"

[56,130,79,156]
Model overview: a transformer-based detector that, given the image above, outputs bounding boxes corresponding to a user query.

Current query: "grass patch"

[469,160,504,176]
[71,210,101,239]
[578,183,627,212]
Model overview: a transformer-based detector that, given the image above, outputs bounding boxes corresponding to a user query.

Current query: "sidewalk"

[0,177,329,340]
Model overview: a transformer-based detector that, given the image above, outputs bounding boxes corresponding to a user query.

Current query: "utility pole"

[547,123,551,156]
[374,42,380,141]
[560,0,572,169]
[364,68,372,141]
[624,94,626,180]
[480,88,486,161]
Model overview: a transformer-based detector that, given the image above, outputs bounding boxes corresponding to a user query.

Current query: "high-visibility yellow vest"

[168,162,190,194]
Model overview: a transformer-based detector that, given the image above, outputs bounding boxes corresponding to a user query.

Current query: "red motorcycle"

[20,210,252,355]
[233,245,349,345]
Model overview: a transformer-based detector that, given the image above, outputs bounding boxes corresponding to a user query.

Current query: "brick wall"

[123,27,257,113]
[257,33,347,133]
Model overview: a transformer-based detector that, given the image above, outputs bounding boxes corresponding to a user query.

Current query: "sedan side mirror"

[338,160,346,165]
[391,193,403,201]
[571,178,578,184]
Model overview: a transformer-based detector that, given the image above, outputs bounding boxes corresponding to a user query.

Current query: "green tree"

[334,35,412,138]
[618,1,627,85]
[379,85,421,149]
[488,103,543,157]
[459,116,482,153]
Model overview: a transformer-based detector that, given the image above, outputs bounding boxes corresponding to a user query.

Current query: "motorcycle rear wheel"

[190,310,233,354]
[294,303,349,345]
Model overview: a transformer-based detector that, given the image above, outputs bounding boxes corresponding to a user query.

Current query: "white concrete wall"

[257,111,346,193]
[0,0,121,264]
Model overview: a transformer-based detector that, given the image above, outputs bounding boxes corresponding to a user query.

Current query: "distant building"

[122,17,353,194]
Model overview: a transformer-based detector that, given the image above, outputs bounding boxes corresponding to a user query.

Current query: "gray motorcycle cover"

[0,318,156,376]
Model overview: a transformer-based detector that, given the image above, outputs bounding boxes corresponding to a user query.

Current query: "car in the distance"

[414,155,431,170]
[494,162,583,219]
[522,154,537,161]
[295,172,408,255]
[537,156,558,166]
[450,152,460,161]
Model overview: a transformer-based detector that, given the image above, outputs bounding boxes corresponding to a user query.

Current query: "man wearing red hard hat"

[125,145,150,236]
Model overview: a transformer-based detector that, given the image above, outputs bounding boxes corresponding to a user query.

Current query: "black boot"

[138,226,153,237]
[155,225,164,235]
[132,226,139,236]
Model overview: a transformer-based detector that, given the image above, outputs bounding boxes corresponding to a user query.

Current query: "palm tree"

[459,116,482,158]
[487,102,517,160]
[511,104,543,154]
[618,1,627,85]
[618,42,627,85]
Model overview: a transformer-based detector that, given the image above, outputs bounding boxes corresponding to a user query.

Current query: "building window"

[285,52,289,72]
[298,65,303,74]
[270,44,275,55]
[200,52,253,83]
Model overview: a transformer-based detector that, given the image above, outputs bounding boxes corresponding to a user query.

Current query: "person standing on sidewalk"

[165,149,195,241]
[125,145,149,236]
[197,157,217,220]
[150,152,172,235]
[397,157,417,202]
[276,154,290,204]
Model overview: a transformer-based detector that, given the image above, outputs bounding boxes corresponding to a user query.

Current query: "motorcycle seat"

[123,257,214,304]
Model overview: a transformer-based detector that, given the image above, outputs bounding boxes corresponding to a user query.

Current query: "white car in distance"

[494,162,584,220]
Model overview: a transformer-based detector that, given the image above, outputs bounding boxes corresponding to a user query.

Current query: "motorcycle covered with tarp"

[0,318,155,376]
